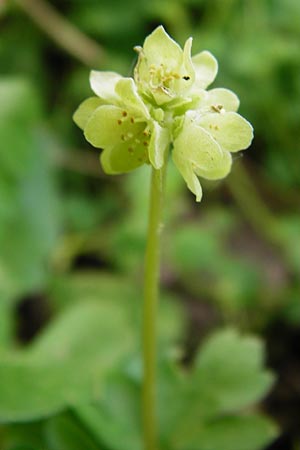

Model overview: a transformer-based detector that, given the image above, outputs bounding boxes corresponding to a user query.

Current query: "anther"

[117,119,122,125]
[122,111,128,117]
[130,117,135,124]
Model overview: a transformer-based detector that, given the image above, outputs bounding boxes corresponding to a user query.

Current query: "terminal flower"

[73,26,253,201]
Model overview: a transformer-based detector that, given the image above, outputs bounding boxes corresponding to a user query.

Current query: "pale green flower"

[172,92,253,201]
[73,71,170,174]
[73,26,253,201]
[134,26,218,111]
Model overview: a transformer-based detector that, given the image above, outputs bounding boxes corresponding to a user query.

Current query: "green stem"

[142,165,167,450]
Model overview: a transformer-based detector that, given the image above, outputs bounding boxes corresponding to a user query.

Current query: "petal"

[173,152,202,202]
[100,141,147,174]
[84,105,145,148]
[195,149,232,180]
[115,78,150,119]
[197,111,254,152]
[179,37,195,89]
[142,26,182,69]
[192,51,218,89]
[205,88,240,112]
[73,97,104,130]
[173,118,224,173]
[89,71,122,101]
[148,122,170,169]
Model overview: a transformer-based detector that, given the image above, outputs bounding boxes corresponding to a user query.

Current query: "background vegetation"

[0,0,299,449]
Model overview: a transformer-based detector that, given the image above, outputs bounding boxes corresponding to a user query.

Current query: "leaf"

[0,78,59,299]
[0,299,134,423]
[45,414,102,450]
[178,414,278,450]
[162,329,276,450]
[2,422,45,450]
[75,375,142,450]
[192,329,274,415]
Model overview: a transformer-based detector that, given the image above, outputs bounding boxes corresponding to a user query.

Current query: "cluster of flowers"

[74,26,253,201]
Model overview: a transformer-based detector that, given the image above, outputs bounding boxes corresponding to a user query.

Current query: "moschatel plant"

[73,26,275,450]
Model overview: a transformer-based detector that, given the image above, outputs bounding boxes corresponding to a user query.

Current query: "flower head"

[73,26,253,201]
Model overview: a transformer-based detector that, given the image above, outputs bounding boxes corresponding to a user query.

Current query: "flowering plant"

[73,26,260,450]
[74,26,253,201]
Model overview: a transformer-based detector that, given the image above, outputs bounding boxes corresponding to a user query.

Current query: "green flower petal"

[134,26,195,106]
[73,97,104,130]
[142,26,182,69]
[100,141,148,174]
[84,105,145,149]
[173,152,203,202]
[115,78,150,119]
[195,149,232,180]
[205,88,240,112]
[192,51,218,89]
[173,117,223,173]
[180,37,195,90]
[148,122,170,169]
[89,71,122,102]
[197,111,254,152]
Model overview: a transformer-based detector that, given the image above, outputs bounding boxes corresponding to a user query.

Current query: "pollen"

[130,117,135,124]
[117,119,122,125]
[122,111,128,117]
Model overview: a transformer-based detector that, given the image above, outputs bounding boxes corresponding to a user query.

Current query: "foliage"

[1,0,300,448]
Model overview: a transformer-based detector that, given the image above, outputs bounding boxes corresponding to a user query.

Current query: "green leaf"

[0,78,59,299]
[0,299,134,423]
[45,414,102,450]
[75,375,142,450]
[192,329,274,415]
[179,414,278,450]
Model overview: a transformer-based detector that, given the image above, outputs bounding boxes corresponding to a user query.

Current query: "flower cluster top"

[74,26,253,201]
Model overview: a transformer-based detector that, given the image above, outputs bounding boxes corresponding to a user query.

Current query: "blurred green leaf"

[0,78,59,299]
[192,329,274,414]
[0,299,134,423]
[179,414,278,450]
[45,413,101,450]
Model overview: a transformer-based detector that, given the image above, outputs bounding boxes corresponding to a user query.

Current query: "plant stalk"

[142,165,167,450]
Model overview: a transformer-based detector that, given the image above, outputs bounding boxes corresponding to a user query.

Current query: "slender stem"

[142,165,167,450]
[15,0,104,67]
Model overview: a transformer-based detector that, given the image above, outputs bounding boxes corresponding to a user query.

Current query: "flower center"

[148,63,181,97]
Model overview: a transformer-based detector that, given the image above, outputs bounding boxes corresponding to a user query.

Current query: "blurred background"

[0,0,300,449]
